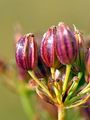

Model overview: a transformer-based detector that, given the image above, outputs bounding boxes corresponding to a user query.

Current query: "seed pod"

[86,48,90,75]
[15,33,37,70]
[56,22,78,65]
[40,26,58,67]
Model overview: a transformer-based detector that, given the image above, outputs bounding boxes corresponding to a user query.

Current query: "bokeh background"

[0,0,90,120]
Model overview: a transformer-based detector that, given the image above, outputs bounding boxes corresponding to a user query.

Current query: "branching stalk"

[63,64,72,94]
[28,70,55,103]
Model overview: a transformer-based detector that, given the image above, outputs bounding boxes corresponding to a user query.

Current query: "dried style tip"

[15,33,37,70]
[56,22,78,64]
[40,26,57,67]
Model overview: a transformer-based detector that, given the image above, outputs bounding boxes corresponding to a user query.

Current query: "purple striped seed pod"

[40,26,57,67]
[56,22,78,65]
[15,33,37,70]
[86,48,90,75]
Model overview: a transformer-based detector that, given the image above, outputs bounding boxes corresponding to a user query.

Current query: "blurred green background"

[0,0,90,119]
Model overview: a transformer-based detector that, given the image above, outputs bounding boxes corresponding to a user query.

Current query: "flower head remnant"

[15,22,90,120]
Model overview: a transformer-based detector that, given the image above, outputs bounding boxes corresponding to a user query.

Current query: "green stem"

[79,88,90,94]
[66,94,90,109]
[66,95,82,105]
[79,83,90,94]
[65,72,82,103]
[58,104,65,120]
[18,85,34,120]
[28,70,55,103]
[63,64,72,94]
[53,85,61,104]
[66,87,90,105]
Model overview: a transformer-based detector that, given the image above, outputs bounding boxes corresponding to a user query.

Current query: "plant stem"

[65,72,82,103]
[63,64,72,95]
[66,94,90,109]
[53,85,61,104]
[79,83,90,94]
[58,104,65,120]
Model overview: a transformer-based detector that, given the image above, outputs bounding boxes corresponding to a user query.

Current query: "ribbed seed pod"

[40,26,58,67]
[56,22,78,65]
[15,33,37,70]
